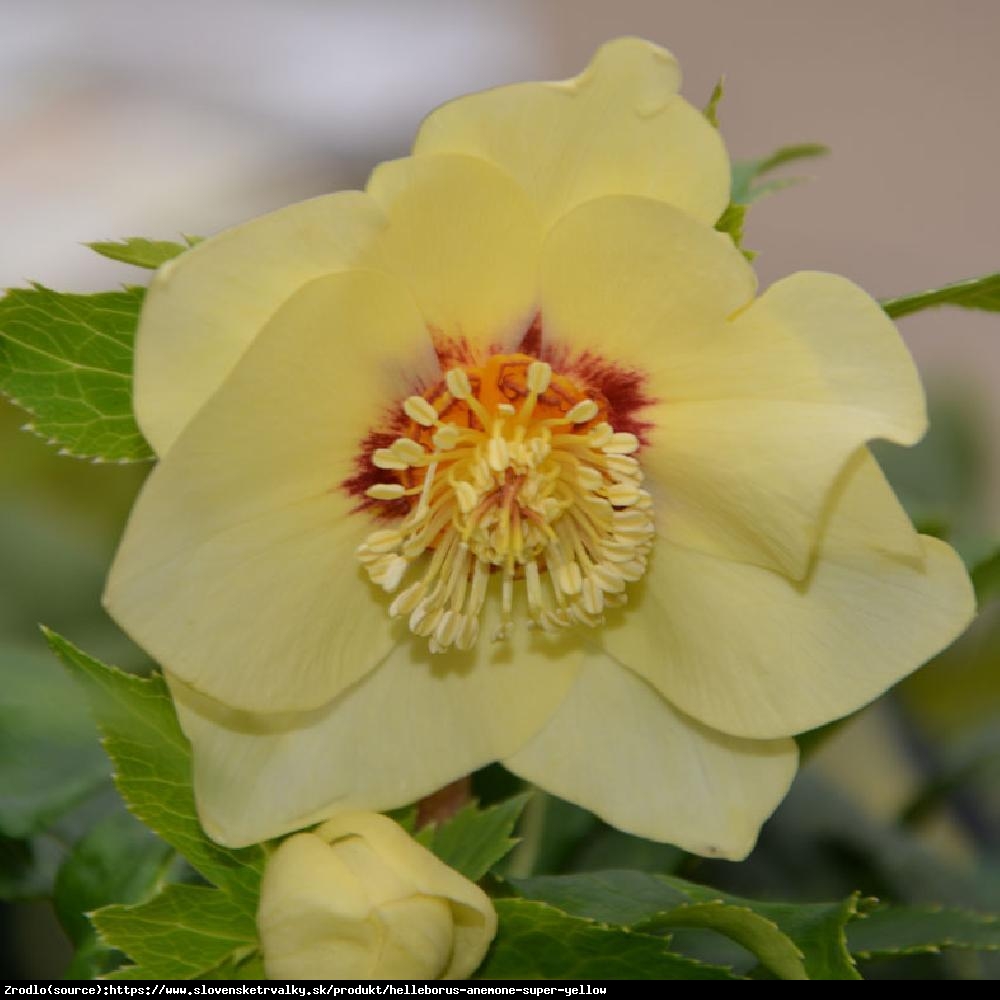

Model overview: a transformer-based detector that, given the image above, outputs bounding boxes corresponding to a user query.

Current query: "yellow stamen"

[357,355,655,652]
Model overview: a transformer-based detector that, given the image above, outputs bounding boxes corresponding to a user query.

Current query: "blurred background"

[1,0,998,980]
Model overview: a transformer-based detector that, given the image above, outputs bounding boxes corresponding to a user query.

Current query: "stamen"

[446,369,472,399]
[403,396,439,426]
[565,399,599,424]
[357,353,654,653]
[526,361,552,394]
[366,483,405,500]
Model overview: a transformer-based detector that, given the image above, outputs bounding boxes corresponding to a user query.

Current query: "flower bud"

[257,812,497,980]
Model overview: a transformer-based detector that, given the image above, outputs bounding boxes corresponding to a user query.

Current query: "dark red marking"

[339,316,657,515]
[564,350,656,445]
[516,315,543,357]
[431,331,478,369]
[340,418,412,520]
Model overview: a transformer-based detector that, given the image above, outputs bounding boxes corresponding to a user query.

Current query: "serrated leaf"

[87,238,189,270]
[54,808,174,978]
[704,77,725,127]
[510,870,689,925]
[55,809,172,944]
[477,899,738,980]
[0,285,152,461]
[101,962,160,980]
[420,793,529,881]
[637,901,807,981]
[731,143,829,204]
[93,883,257,980]
[663,876,861,980]
[44,630,266,914]
[510,871,806,979]
[0,641,108,838]
[881,272,1000,320]
[847,904,1000,959]
[201,954,267,980]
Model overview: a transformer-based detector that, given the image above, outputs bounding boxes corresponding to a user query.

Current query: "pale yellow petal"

[314,812,497,980]
[169,598,581,848]
[258,832,381,980]
[662,271,928,432]
[648,273,926,572]
[414,37,729,228]
[363,154,542,354]
[134,192,385,456]
[105,270,439,714]
[605,451,976,740]
[505,652,798,860]
[539,194,756,367]
[646,411,924,578]
[541,205,925,577]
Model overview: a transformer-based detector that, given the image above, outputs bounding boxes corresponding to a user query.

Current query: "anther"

[391,437,427,464]
[526,361,552,394]
[566,399,599,424]
[372,448,407,470]
[366,483,406,500]
[446,369,472,399]
[605,432,639,455]
[403,396,439,426]
[432,425,461,451]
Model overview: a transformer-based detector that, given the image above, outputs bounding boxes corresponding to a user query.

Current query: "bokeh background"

[2,0,998,979]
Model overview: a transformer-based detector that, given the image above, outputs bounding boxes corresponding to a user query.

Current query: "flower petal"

[313,813,497,980]
[541,203,926,577]
[414,37,729,228]
[364,154,542,355]
[135,192,385,456]
[105,269,440,714]
[605,449,976,741]
[646,409,925,577]
[505,651,798,860]
[539,194,756,366]
[170,601,581,848]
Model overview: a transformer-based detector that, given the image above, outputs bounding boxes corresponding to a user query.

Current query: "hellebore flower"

[104,38,975,860]
[257,811,496,980]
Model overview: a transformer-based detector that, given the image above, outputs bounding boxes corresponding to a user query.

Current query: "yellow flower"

[104,38,975,860]
[257,811,496,980]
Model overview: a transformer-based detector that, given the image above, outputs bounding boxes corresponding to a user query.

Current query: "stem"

[415,776,473,829]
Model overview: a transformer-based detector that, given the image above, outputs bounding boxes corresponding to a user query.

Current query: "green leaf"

[847,904,1000,959]
[663,876,862,980]
[510,872,807,980]
[970,546,1000,604]
[87,238,190,270]
[420,793,529,881]
[93,883,257,980]
[715,202,749,251]
[881,272,1000,320]
[703,77,725,127]
[44,630,266,914]
[638,902,807,981]
[510,870,689,925]
[54,809,174,977]
[0,284,152,461]
[477,899,738,980]
[102,964,163,981]
[55,809,172,942]
[731,143,829,204]
[0,642,108,838]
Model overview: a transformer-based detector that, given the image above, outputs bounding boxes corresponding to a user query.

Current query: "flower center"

[356,353,654,653]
